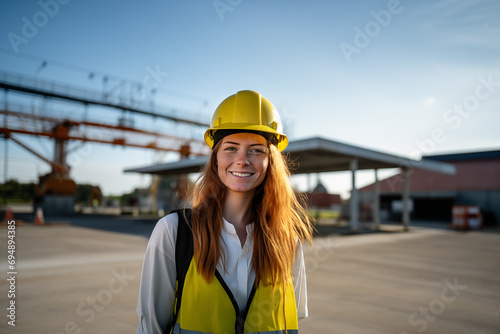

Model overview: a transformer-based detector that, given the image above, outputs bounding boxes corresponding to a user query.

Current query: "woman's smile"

[230,171,254,178]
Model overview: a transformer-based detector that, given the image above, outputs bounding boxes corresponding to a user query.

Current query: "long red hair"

[190,141,313,286]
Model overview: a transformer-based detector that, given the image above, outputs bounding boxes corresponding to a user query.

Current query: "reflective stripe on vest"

[173,258,298,334]
[173,323,298,334]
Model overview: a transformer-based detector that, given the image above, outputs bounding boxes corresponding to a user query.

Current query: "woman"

[136,90,314,334]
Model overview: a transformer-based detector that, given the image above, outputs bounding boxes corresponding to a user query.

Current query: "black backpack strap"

[238,282,257,334]
[165,208,193,334]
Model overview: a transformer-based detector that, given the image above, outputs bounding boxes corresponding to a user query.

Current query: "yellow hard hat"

[204,90,288,151]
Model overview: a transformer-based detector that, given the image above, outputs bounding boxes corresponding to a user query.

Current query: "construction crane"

[0,71,210,214]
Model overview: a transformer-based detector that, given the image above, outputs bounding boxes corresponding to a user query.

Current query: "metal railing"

[0,71,209,127]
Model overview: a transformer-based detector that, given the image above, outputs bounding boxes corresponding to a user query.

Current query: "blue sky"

[1,0,499,197]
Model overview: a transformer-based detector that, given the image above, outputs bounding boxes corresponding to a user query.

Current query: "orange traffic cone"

[35,207,45,225]
[2,207,14,224]
[6,207,14,220]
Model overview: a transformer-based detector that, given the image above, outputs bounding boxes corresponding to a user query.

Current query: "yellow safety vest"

[169,209,299,334]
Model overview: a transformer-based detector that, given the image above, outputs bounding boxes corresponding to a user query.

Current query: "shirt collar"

[222,217,254,235]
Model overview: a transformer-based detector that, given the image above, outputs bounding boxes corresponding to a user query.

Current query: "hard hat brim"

[205,125,288,151]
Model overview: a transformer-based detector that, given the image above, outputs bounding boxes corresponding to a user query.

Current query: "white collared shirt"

[136,213,308,334]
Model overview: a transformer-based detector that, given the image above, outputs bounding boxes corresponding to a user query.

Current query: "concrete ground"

[0,215,499,334]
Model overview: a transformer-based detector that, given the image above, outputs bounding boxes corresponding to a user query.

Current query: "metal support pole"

[55,140,64,168]
[2,89,8,208]
[373,169,380,231]
[402,167,410,231]
[350,158,358,232]
[3,137,8,208]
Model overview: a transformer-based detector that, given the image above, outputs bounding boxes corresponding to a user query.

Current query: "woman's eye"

[250,148,265,154]
[224,147,237,151]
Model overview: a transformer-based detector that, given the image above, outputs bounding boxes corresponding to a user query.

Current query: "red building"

[358,149,500,225]
[305,180,342,211]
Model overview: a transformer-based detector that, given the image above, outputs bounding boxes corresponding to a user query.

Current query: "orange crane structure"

[0,71,210,214]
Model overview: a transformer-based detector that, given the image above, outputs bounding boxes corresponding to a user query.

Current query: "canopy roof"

[124,137,456,176]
